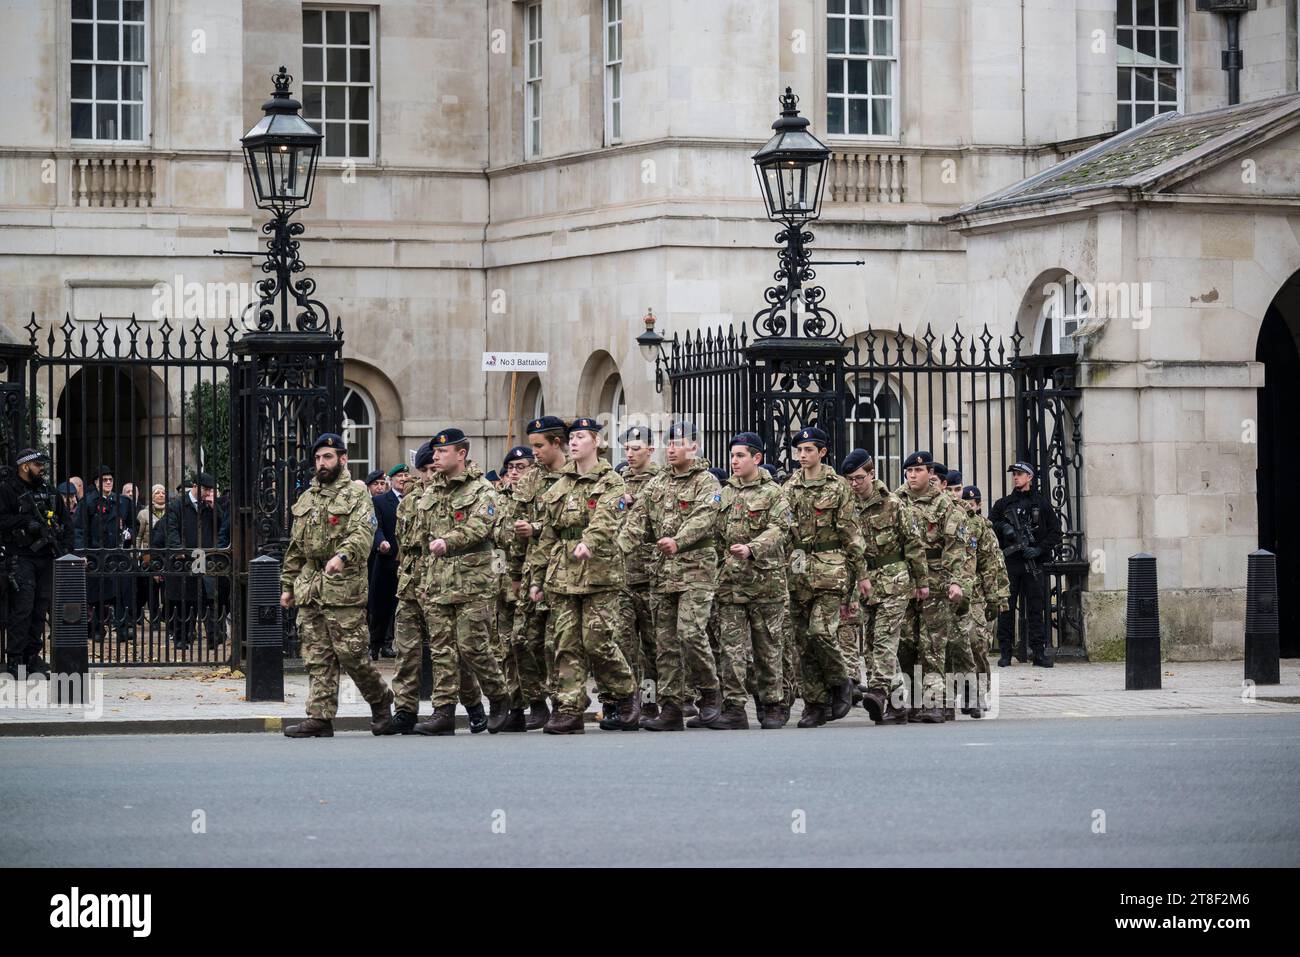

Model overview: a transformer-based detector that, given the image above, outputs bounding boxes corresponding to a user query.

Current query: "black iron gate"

[662,322,1086,656]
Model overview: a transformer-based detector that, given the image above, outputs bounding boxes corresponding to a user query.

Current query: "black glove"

[984,605,998,622]
[1022,546,1042,560]
[24,519,44,536]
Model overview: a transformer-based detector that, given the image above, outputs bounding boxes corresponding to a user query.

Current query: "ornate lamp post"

[635,307,667,392]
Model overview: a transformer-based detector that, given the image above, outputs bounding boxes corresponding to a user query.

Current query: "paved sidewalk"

[0,658,1297,735]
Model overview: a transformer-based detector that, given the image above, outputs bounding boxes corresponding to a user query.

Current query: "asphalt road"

[2,714,1297,867]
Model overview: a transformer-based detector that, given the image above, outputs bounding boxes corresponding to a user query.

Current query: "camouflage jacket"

[971,510,1011,611]
[509,459,567,599]
[281,473,376,607]
[784,464,866,598]
[617,458,721,594]
[852,478,928,605]
[418,462,498,605]
[619,462,661,587]
[395,474,431,602]
[490,489,519,601]
[713,469,792,604]
[901,479,977,598]
[537,458,627,595]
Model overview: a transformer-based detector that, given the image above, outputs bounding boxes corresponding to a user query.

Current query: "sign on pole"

[482,352,548,372]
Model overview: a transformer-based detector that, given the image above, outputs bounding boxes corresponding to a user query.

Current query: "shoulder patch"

[713,493,722,503]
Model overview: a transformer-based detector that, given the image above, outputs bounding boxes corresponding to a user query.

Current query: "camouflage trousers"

[298,605,390,720]
[718,600,786,707]
[836,606,863,684]
[392,598,482,715]
[782,600,800,706]
[511,599,551,704]
[492,592,523,708]
[945,600,981,709]
[426,598,509,708]
[898,586,949,702]
[619,584,656,693]
[789,591,850,705]
[863,590,910,694]
[550,591,636,715]
[970,599,992,685]
[649,584,718,706]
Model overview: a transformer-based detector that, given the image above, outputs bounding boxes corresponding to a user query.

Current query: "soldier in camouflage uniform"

[784,427,870,728]
[413,428,519,735]
[282,433,394,738]
[841,448,928,725]
[618,420,722,731]
[896,450,972,723]
[532,418,639,734]
[959,485,1010,717]
[616,425,661,717]
[712,432,791,730]
[490,445,535,714]
[509,416,570,730]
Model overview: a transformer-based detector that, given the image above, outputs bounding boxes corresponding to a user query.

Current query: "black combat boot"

[525,698,550,731]
[642,701,685,731]
[881,699,910,725]
[284,717,334,738]
[467,702,489,733]
[380,641,396,659]
[797,701,829,728]
[641,700,660,719]
[1032,647,1054,668]
[997,646,1013,667]
[754,698,768,725]
[687,688,721,728]
[384,709,419,735]
[486,696,512,733]
[681,698,699,718]
[852,683,866,706]
[543,711,585,734]
[415,703,457,736]
[606,693,642,731]
[500,706,527,732]
[24,654,51,679]
[829,678,854,720]
[708,703,749,730]
[369,689,394,735]
[916,706,946,724]
[759,702,784,730]
[861,687,888,724]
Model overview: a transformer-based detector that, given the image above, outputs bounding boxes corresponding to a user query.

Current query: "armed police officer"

[989,461,1061,668]
[0,449,72,678]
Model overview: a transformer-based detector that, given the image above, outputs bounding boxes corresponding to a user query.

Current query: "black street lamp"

[234,66,330,333]
[635,307,668,392]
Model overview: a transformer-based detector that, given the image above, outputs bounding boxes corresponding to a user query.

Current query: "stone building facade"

[1,0,1298,657]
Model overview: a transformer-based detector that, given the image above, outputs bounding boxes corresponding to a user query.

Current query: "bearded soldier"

[840,448,928,725]
[712,432,792,730]
[281,433,394,738]
[532,417,639,734]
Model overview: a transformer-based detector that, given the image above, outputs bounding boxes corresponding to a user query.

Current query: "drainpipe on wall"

[1195,0,1257,106]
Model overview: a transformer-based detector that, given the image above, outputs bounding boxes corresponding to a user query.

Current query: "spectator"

[365,469,389,496]
[164,472,219,652]
[139,484,168,623]
[58,481,83,549]
[81,465,134,644]
[68,476,84,501]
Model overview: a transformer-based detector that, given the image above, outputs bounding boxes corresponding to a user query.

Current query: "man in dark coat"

[81,465,134,644]
[164,472,220,651]
[366,464,406,660]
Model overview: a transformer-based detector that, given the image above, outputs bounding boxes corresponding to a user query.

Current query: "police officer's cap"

[364,469,386,485]
[486,470,500,483]
[414,442,434,469]
[312,433,345,455]
[387,463,409,478]
[791,426,829,448]
[15,448,46,467]
[840,448,873,475]
[730,432,764,454]
[708,467,728,483]
[902,451,930,470]
[961,485,982,502]
[567,417,602,435]
[1008,461,1035,477]
[622,425,653,445]
[946,469,963,487]
[503,445,534,467]
[526,415,566,435]
[431,428,467,447]
[665,420,699,441]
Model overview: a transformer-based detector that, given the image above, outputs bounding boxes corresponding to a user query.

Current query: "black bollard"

[245,554,285,702]
[1244,549,1280,685]
[51,554,89,705]
[420,638,432,701]
[1125,553,1161,690]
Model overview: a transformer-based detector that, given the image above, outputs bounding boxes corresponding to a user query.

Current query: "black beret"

[486,470,500,483]
[568,417,602,435]
[431,428,467,447]
[526,415,567,435]
[708,467,728,483]
[840,448,873,475]
[414,442,434,469]
[791,427,828,448]
[312,433,345,455]
[503,445,534,465]
[946,470,963,487]
[961,485,982,502]
[760,463,779,478]
[622,425,654,445]
[665,420,698,441]
[929,461,948,476]
[365,469,386,485]
[730,432,764,453]
[902,451,930,470]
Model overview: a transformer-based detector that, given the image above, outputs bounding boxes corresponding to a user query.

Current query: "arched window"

[342,382,376,480]
[1036,275,1089,355]
[606,379,626,462]
[846,376,904,480]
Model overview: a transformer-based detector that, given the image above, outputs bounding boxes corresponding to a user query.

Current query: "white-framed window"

[302,6,375,161]
[1036,276,1089,355]
[71,0,149,143]
[846,377,904,479]
[825,0,897,138]
[607,379,626,462]
[1116,0,1181,131]
[603,0,622,145]
[342,382,376,480]
[525,1,543,157]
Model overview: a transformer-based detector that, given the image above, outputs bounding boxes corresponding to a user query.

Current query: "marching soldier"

[617,420,722,731]
[615,425,660,718]
[532,417,639,733]
[840,448,927,725]
[940,489,982,721]
[414,428,518,735]
[490,445,534,720]
[784,427,869,728]
[712,432,791,730]
[510,416,570,730]
[960,485,1010,717]
[0,449,71,679]
[281,433,394,738]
